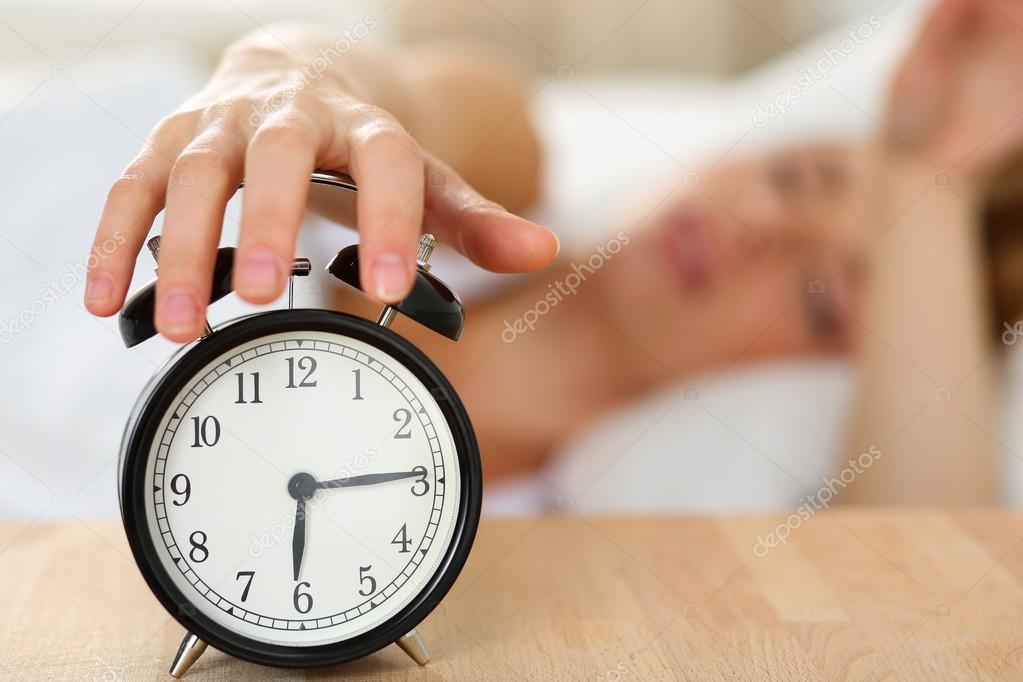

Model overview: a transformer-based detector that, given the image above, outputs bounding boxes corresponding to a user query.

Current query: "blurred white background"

[8,0,1015,522]
[0,1,886,73]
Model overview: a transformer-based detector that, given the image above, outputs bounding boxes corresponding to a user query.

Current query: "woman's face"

[598,144,866,372]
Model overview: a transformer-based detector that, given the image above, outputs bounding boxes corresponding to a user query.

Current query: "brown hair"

[982,156,1023,341]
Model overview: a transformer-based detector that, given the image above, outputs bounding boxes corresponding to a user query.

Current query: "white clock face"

[142,329,462,647]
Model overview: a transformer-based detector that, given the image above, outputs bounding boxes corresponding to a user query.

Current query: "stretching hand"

[887,0,1023,184]
[84,31,558,341]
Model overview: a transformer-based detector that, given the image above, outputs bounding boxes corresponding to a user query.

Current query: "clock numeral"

[188,531,209,563]
[293,581,313,614]
[286,356,318,388]
[411,465,430,497]
[352,368,364,400]
[358,565,377,597]
[393,408,413,439]
[235,571,255,602]
[234,372,262,404]
[190,416,221,448]
[391,523,412,554]
[169,474,191,506]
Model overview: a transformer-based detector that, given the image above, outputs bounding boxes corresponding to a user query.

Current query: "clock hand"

[283,467,425,581]
[315,467,426,491]
[286,472,317,582]
[292,497,306,581]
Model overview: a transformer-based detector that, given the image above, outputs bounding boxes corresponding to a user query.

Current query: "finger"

[85,115,193,316]
[348,113,425,303]
[235,113,321,303]
[423,157,559,272]
[155,125,246,341]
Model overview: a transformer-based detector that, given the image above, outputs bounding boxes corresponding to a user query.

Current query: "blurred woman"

[85,0,1023,503]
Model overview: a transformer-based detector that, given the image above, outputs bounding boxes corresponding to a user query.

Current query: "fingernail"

[162,291,198,335]
[237,248,283,298]
[370,252,412,302]
[85,273,113,305]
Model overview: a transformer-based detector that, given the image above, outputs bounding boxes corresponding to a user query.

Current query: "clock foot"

[168,632,207,678]
[396,629,430,666]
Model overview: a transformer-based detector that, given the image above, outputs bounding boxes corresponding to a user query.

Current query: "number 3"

[411,466,429,497]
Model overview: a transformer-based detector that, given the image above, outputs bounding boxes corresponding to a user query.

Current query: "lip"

[658,205,724,292]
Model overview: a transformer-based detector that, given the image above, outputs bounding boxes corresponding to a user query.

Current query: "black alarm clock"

[116,171,482,678]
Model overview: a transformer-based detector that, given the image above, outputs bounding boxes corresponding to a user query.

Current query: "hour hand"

[315,467,426,491]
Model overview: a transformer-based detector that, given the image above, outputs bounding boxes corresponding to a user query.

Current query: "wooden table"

[2,511,1022,680]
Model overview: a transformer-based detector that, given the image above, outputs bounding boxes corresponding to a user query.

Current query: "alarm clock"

[116,171,482,678]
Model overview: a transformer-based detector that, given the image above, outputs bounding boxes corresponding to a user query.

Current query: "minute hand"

[315,469,425,490]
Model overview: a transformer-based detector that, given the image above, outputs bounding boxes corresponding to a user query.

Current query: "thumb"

[422,157,559,273]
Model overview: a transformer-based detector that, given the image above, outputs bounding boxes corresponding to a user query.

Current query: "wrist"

[872,137,986,206]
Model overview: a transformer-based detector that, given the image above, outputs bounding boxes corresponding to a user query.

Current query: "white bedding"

[2,0,1016,519]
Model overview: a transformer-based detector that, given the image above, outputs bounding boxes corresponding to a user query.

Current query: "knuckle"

[464,193,502,213]
[352,123,420,161]
[250,120,314,151]
[289,91,330,123]
[290,88,323,110]
[454,194,502,232]
[171,148,223,181]
[228,96,258,119]
[204,99,238,120]
[252,89,297,123]
[271,79,304,105]
[347,102,392,124]
[107,173,158,205]
[199,99,248,132]
[150,111,194,140]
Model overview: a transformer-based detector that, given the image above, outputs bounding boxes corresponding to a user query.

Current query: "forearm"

[417,268,629,480]
[221,26,542,211]
[334,262,633,481]
[842,149,997,504]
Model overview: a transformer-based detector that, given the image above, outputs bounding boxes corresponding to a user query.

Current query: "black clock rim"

[119,309,482,669]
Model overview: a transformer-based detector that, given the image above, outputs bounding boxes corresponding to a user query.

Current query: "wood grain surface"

[1,511,1022,680]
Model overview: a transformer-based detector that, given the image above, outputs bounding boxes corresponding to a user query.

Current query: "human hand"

[886,0,1023,184]
[84,40,558,342]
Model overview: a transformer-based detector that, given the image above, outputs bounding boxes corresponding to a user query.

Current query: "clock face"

[138,327,463,648]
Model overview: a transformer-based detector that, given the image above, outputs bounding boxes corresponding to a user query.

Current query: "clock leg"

[396,629,430,666]
[168,631,208,678]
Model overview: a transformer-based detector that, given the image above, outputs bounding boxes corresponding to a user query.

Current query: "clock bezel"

[119,308,482,668]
